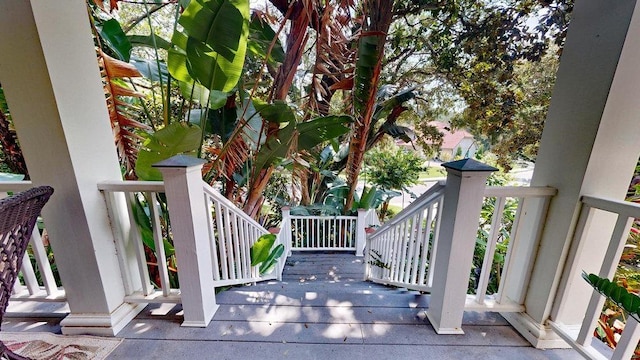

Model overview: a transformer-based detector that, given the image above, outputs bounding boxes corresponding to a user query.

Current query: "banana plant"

[250,233,285,275]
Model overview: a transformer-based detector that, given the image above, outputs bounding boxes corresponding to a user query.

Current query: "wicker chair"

[0,186,54,360]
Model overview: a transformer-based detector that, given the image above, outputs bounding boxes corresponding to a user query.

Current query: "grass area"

[419,165,446,180]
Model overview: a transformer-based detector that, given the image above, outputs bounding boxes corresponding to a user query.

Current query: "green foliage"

[97,18,133,61]
[168,0,250,92]
[383,0,571,170]
[247,13,285,66]
[583,272,640,323]
[250,233,284,275]
[468,166,517,295]
[364,146,424,192]
[136,122,202,180]
[250,234,276,266]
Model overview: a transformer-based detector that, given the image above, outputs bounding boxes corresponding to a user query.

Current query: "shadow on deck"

[114,252,583,359]
[4,252,584,359]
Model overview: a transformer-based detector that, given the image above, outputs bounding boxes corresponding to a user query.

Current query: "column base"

[60,303,146,336]
[181,303,219,327]
[501,312,571,349]
[425,310,465,334]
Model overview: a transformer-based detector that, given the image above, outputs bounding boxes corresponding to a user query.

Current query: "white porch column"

[426,159,496,334]
[0,1,144,335]
[502,0,640,348]
[154,156,218,327]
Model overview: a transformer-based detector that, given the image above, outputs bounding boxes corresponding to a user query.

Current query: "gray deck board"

[112,252,583,359]
[3,252,586,359]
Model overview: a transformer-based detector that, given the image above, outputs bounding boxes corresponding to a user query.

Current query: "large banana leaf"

[253,99,295,124]
[253,114,352,174]
[353,34,381,113]
[247,13,285,65]
[253,120,295,173]
[168,0,250,92]
[297,116,352,151]
[131,57,169,83]
[136,122,203,180]
[128,34,172,51]
[97,19,132,62]
[380,124,416,143]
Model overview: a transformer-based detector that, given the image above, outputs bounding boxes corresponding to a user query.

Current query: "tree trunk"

[344,0,393,212]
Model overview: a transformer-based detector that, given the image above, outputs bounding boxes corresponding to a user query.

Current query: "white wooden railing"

[468,186,557,312]
[364,165,556,334]
[99,180,289,302]
[0,181,66,302]
[98,181,176,302]
[365,181,446,291]
[288,214,358,251]
[549,195,640,360]
[202,185,282,286]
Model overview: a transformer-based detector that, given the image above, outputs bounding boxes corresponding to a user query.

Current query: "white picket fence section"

[288,214,358,251]
[549,195,640,360]
[365,181,446,291]
[0,182,66,302]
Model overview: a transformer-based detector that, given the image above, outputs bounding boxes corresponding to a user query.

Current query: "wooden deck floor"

[4,252,586,359]
[113,252,584,359]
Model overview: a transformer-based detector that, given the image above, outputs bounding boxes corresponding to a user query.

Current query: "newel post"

[426,159,497,334]
[356,209,367,257]
[153,155,218,327]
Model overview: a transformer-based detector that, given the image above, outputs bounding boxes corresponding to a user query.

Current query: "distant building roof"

[430,122,473,150]
[394,122,474,151]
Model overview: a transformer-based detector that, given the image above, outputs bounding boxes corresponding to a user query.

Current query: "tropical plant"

[250,233,285,276]
[468,168,517,295]
[0,86,29,178]
[363,145,424,217]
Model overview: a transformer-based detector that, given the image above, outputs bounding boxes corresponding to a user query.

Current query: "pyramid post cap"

[152,154,206,168]
[441,158,498,172]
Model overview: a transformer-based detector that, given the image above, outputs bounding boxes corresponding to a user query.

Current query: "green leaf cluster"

[250,233,285,275]
[168,0,250,93]
[136,122,202,180]
[583,272,640,322]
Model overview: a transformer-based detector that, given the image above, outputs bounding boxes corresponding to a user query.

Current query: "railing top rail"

[289,215,358,220]
[484,186,557,198]
[581,194,640,219]
[201,182,268,232]
[370,181,446,237]
[97,180,165,192]
[0,181,34,192]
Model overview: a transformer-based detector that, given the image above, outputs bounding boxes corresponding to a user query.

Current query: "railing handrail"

[484,186,557,198]
[201,182,268,233]
[581,194,640,218]
[97,180,165,192]
[370,181,446,237]
[289,215,357,220]
[0,181,34,192]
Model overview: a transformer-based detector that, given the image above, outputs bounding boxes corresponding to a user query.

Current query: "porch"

[4,252,585,359]
[2,0,640,359]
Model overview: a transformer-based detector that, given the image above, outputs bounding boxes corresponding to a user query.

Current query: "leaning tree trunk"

[344,0,393,212]
[0,111,29,178]
[243,0,315,218]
